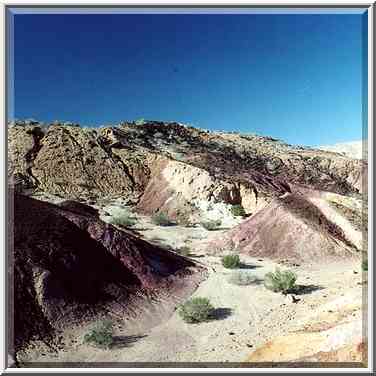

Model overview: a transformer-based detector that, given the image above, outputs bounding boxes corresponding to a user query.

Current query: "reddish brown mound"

[10,193,202,354]
[209,193,358,263]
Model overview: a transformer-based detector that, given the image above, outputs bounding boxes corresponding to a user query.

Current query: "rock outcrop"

[8,121,366,217]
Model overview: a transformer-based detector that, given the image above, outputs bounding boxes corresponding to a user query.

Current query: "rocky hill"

[10,191,204,357]
[8,120,366,222]
[8,120,367,366]
[209,192,362,264]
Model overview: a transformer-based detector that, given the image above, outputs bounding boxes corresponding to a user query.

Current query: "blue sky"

[10,11,367,146]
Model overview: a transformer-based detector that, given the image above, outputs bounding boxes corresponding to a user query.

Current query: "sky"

[10,11,367,146]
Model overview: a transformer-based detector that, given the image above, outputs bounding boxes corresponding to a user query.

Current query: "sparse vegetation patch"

[83,320,114,349]
[152,212,174,226]
[109,212,136,227]
[178,297,215,323]
[201,219,222,231]
[231,204,246,217]
[362,259,368,271]
[228,270,258,285]
[222,254,241,269]
[264,268,297,294]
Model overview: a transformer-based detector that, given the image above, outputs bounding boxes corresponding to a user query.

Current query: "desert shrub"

[228,270,258,285]
[83,320,113,349]
[264,268,297,294]
[201,219,221,231]
[152,212,173,226]
[178,297,215,323]
[231,204,246,217]
[176,246,190,257]
[109,213,136,227]
[222,254,241,269]
[362,259,368,271]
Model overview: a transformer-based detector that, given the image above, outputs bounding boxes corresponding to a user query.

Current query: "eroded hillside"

[8,120,368,366]
[11,191,204,358]
[8,120,366,220]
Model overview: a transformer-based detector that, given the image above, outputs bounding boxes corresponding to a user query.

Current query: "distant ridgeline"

[8,119,366,215]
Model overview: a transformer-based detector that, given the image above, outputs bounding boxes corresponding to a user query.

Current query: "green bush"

[201,219,221,231]
[83,320,113,349]
[178,297,215,323]
[222,254,241,269]
[109,213,136,227]
[362,259,368,271]
[231,204,246,217]
[152,212,173,226]
[264,268,297,294]
[228,270,258,285]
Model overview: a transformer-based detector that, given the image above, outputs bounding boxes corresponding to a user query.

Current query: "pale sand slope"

[23,214,365,364]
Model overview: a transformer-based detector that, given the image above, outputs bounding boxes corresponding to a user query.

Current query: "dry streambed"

[22,212,364,365]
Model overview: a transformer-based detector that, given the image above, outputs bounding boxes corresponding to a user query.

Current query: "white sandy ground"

[18,211,366,365]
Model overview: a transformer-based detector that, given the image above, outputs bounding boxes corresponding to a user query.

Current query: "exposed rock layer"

[209,193,362,263]
[8,121,366,215]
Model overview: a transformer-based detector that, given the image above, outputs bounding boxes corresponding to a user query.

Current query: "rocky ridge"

[8,120,366,223]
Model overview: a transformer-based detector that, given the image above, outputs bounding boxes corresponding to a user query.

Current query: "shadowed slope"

[11,193,202,354]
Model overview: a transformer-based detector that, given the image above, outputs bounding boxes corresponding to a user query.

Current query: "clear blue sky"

[11,11,367,145]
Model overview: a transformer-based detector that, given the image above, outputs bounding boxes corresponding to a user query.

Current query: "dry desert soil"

[17,213,366,365]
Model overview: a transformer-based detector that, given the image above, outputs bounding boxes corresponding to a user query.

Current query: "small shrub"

[201,219,221,231]
[228,270,258,285]
[222,254,241,269]
[152,212,173,226]
[83,320,113,349]
[362,259,368,271]
[176,246,190,257]
[264,268,297,294]
[109,213,136,227]
[231,204,246,217]
[178,297,215,323]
